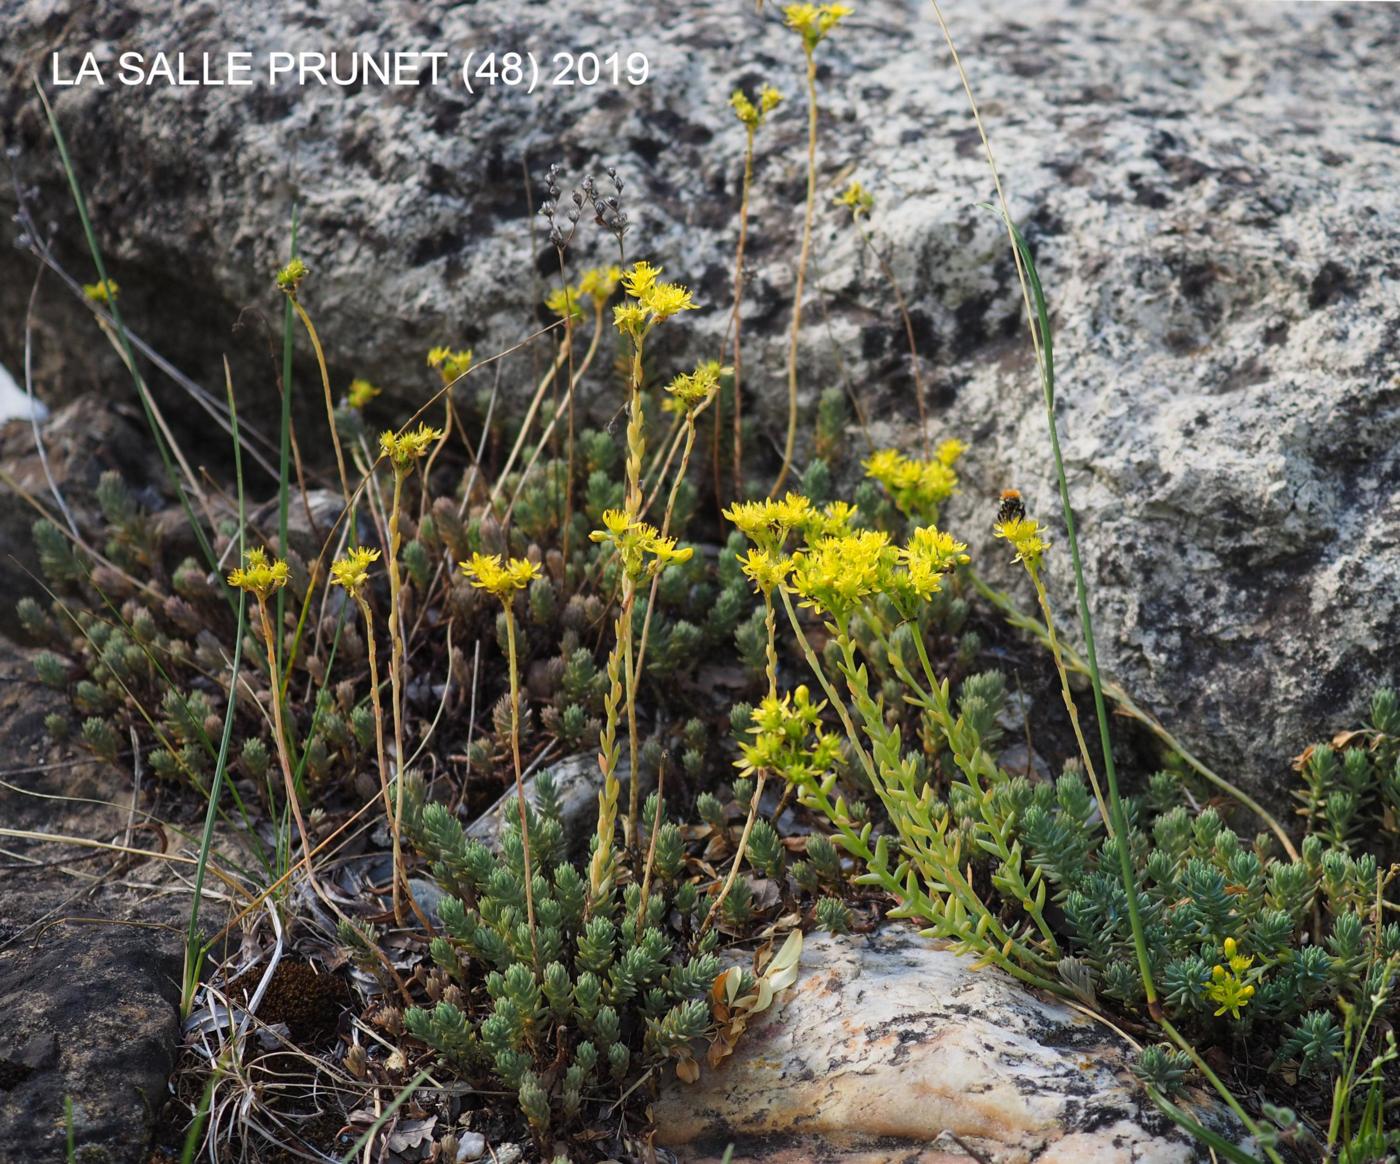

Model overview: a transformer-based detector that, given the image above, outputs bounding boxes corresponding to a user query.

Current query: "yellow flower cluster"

[227,546,290,598]
[723,490,968,617]
[789,529,891,619]
[835,180,874,219]
[723,493,854,554]
[380,423,445,471]
[864,441,965,522]
[459,552,541,601]
[737,685,842,784]
[783,2,853,50]
[613,260,698,342]
[590,509,693,581]
[731,84,782,129]
[347,378,380,410]
[1205,938,1257,1019]
[663,361,724,414]
[900,526,972,600]
[426,346,474,384]
[547,264,625,320]
[993,515,1051,573]
[275,257,308,293]
[329,546,381,595]
[738,547,794,594]
[790,526,970,621]
[82,279,119,305]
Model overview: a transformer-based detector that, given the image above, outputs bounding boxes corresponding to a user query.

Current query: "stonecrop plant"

[15,5,1399,1161]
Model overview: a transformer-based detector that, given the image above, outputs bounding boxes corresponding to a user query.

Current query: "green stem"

[729,128,756,499]
[970,571,1297,860]
[503,604,540,968]
[771,48,818,498]
[278,210,298,678]
[386,468,410,924]
[1024,564,1113,835]
[37,83,219,581]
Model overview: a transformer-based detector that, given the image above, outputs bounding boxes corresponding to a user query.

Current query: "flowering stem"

[502,304,606,528]
[633,760,665,941]
[502,602,540,968]
[725,126,757,501]
[557,251,578,568]
[386,467,410,925]
[355,597,394,824]
[1024,563,1113,836]
[622,343,647,850]
[777,589,878,787]
[289,297,353,516]
[254,596,322,901]
[698,771,767,940]
[633,415,700,679]
[698,588,779,940]
[970,570,1297,860]
[489,340,571,506]
[588,599,630,914]
[771,47,819,499]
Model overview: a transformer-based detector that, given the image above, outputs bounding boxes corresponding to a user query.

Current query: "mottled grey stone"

[655,928,1241,1163]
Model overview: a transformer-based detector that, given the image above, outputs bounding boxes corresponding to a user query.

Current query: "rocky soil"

[0,646,188,1164]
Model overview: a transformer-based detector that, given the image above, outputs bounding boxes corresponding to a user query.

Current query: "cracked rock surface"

[655,928,1236,1163]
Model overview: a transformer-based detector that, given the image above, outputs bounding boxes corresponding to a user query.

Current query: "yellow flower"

[330,546,380,595]
[731,84,782,129]
[800,500,858,542]
[664,362,724,413]
[898,526,970,602]
[380,423,445,471]
[994,515,1051,573]
[1205,940,1258,1020]
[864,447,960,522]
[738,548,794,594]
[784,2,852,50]
[641,282,698,322]
[459,553,541,601]
[426,346,473,384]
[347,378,380,410]
[723,493,814,553]
[227,547,290,599]
[835,180,874,218]
[790,530,892,621]
[546,285,583,320]
[737,686,843,783]
[613,302,649,339]
[590,509,693,581]
[276,257,308,293]
[936,438,968,467]
[1222,937,1254,975]
[82,279,118,305]
[578,265,623,305]
[613,260,699,339]
[622,260,662,300]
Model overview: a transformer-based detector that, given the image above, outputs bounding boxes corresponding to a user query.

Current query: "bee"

[996,489,1025,524]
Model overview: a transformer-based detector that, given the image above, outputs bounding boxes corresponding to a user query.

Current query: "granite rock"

[655,928,1241,1164]
[1,0,1394,809]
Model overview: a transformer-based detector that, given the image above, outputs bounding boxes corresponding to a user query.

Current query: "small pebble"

[455,1133,486,1162]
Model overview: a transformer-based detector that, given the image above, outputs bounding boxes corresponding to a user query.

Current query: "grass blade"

[181,360,251,1017]
[34,80,219,579]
